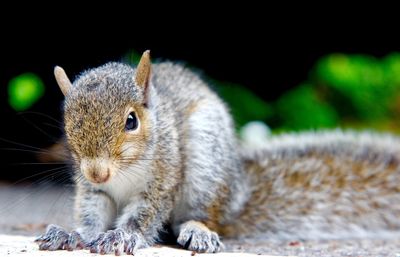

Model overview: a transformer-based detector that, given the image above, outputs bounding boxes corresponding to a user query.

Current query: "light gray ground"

[1,183,400,257]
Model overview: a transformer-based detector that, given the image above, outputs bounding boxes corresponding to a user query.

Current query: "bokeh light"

[8,73,45,111]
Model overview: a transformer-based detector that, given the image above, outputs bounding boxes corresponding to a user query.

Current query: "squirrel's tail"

[222,131,400,240]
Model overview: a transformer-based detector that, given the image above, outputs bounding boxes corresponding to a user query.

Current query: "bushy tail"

[223,131,400,239]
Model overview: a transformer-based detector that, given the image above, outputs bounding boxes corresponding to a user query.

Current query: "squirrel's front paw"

[177,221,223,253]
[88,228,148,255]
[35,224,85,251]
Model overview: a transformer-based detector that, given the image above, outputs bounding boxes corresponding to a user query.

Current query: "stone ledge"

[0,235,293,257]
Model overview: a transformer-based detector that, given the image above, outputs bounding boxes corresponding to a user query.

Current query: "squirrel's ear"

[135,50,151,93]
[54,66,72,96]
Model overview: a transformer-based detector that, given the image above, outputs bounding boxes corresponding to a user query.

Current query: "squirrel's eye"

[125,112,138,131]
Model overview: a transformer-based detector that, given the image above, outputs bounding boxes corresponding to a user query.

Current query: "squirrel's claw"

[66,230,85,251]
[125,232,148,255]
[35,224,85,251]
[88,229,147,256]
[35,224,69,251]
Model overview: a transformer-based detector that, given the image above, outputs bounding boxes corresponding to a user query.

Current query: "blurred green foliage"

[274,84,339,130]
[306,53,400,132]
[124,51,142,65]
[8,73,45,111]
[218,52,400,133]
[213,81,272,128]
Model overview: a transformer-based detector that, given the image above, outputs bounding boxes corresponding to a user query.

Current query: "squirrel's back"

[224,130,400,240]
[152,62,215,99]
[150,62,225,121]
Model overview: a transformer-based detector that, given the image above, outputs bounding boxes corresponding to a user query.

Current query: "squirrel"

[35,50,400,255]
[36,50,246,255]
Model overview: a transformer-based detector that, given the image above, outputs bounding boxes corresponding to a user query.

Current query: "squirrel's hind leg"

[173,101,241,253]
[176,220,223,253]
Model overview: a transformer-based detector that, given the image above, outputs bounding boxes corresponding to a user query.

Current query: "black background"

[1,13,399,181]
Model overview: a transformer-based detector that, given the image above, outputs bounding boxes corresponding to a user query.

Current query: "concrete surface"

[1,183,400,256]
[0,235,283,257]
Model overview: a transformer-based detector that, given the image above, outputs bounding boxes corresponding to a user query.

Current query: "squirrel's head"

[55,51,153,184]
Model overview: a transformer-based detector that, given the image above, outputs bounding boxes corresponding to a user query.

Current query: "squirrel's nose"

[87,168,110,184]
[81,159,111,184]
